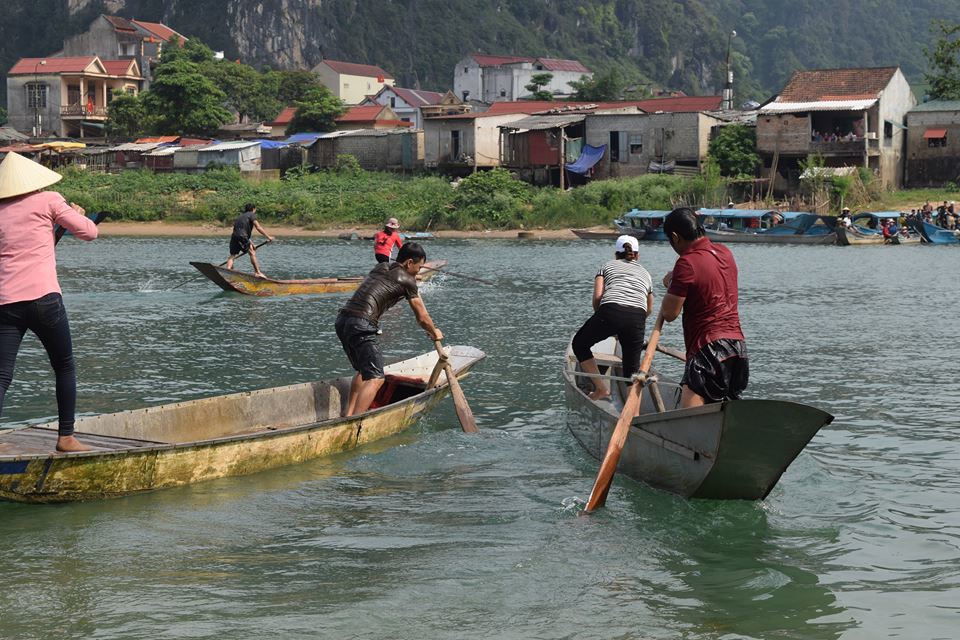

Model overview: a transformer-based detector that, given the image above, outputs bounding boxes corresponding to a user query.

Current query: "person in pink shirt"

[373,217,403,263]
[0,152,99,452]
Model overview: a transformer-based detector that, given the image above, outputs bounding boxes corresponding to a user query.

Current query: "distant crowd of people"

[912,201,958,230]
[811,129,860,143]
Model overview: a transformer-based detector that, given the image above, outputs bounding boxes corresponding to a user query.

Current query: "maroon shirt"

[667,237,745,357]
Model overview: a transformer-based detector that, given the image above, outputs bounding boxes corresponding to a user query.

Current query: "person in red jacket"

[658,207,748,408]
[373,217,403,263]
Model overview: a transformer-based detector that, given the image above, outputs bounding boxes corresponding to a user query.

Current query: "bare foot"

[56,435,91,452]
[254,272,266,278]
[589,389,611,401]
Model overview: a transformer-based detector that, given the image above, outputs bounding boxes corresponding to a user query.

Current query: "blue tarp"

[698,209,802,221]
[285,133,324,145]
[623,209,670,220]
[566,144,606,175]
[254,139,290,150]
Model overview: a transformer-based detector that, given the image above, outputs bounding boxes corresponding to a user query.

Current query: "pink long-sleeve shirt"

[0,191,98,305]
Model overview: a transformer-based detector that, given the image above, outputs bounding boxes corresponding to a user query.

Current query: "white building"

[453,54,591,103]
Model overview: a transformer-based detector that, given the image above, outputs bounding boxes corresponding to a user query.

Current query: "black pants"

[572,304,648,379]
[0,293,77,436]
[375,253,390,263]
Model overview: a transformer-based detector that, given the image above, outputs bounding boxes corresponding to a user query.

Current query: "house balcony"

[61,105,108,119]
[809,139,867,156]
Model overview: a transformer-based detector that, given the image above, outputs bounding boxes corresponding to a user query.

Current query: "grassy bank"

[57,166,717,230]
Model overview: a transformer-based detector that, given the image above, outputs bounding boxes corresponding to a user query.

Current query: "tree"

[205,60,281,122]
[105,90,147,140]
[267,70,330,105]
[286,86,345,134]
[707,124,760,177]
[0,106,7,125]
[925,21,960,100]
[524,72,554,100]
[141,58,232,136]
[568,69,625,101]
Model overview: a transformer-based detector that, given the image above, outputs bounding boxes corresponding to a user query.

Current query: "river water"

[1,236,958,639]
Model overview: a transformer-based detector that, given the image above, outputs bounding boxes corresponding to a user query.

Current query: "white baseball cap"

[615,235,639,253]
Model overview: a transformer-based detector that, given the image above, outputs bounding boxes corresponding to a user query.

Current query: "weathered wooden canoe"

[563,338,832,500]
[189,259,448,296]
[836,225,885,246]
[571,228,644,240]
[0,345,484,503]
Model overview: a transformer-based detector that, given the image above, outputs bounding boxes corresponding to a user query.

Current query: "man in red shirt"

[373,217,404,263]
[659,207,748,408]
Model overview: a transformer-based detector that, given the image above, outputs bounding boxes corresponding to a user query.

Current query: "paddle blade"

[444,362,479,433]
[584,380,644,512]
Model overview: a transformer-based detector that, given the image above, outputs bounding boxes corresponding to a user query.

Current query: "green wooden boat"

[563,338,832,500]
[0,346,484,503]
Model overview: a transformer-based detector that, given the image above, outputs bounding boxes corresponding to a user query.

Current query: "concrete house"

[174,141,262,173]
[61,15,186,87]
[757,67,915,190]
[335,105,413,130]
[453,54,591,103]
[308,129,424,171]
[361,86,468,129]
[6,56,143,138]
[313,59,394,105]
[904,100,960,187]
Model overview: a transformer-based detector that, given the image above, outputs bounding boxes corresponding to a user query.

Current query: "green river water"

[0,236,958,639]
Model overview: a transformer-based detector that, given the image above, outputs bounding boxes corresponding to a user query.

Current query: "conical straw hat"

[0,152,63,200]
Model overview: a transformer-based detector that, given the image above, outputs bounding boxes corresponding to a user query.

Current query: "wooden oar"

[419,265,494,285]
[584,314,665,513]
[434,340,479,433]
[169,239,272,290]
[54,210,108,245]
[656,344,686,362]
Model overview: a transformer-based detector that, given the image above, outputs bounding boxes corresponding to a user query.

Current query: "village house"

[904,100,960,187]
[453,54,591,103]
[313,59,395,105]
[267,106,296,137]
[335,105,413,130]
[5,56,143,138]
[361,86,469,129]
[757,66,915,190]
[307,129,424,171]
[61,15,186,87]
[173,141,262,173]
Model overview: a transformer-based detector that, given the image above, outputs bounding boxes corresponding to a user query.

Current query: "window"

[928,134,947,148]
[26,83,47,109]
[390,97,396,108]
[629,134,643,154]
[401,117,410,122]
[451,130,461,160]
[536,64,543,71]
[884,121,893,140]
[609,131,621,162]
[500,89,506,97]
[463,67,468,73]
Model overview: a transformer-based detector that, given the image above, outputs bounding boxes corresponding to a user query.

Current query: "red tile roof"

[131,20,186,44]
[460,96,722,119]
[101,59,140,77]
[8,56,99,75]
[777,67,898,102]
[270,106,297,126]
[535,58,591,73]
[136,136,180,144]
[631,95,723,112]
[320,59,394,80]
[471,54,533,67]
[388,86,446,107]
[103,15,136,32]
[336,105,391,122]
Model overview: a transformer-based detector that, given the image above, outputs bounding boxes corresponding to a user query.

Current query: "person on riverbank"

[659,207,748,408]
[572,235,654,401]
[335,242,442,416]
[0,152,99,452]
[226,204,274,277]
[373,217,404,263]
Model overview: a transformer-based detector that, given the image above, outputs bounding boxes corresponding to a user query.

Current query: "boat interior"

[0,348,480,456]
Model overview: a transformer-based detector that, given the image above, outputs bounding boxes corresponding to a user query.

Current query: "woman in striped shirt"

[572,235,654,400]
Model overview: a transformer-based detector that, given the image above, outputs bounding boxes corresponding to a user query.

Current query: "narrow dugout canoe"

[835,226,885,246]
[189,259,448,296]
[571,228,643,240]
[563,339,832,500]
[0,345,484,503]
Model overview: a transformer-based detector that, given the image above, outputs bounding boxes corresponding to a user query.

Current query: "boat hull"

[0,346,484,503]
[190,260,447,296]
[912,220,959,245]
[705,228,837,244]
[562,342,832,500]
[836,226,884,246]
[614,222,667,241]
[571,228,640,240]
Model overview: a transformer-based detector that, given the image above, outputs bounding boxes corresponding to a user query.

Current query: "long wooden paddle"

[169,239,272,290]
[54,210,109,245]
[584,314,665,513]
[419,265,494,285]
[434,340,479,433]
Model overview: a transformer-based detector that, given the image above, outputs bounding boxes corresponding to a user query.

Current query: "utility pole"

[723,30,736,111]
[559,127,566,190]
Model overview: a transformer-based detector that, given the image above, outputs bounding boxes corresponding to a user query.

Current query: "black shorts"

[681,338,749,403]
[572,303,648,379]
[335,312,384,380]
[229,235,251,256]
[375,253,390,263]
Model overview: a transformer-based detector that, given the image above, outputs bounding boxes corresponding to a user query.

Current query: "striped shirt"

[596,259,652,311]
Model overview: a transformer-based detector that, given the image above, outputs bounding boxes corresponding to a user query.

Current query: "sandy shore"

[98,221,582,239]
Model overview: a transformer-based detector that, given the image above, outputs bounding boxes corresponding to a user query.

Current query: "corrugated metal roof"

[535,58,591,73]
[131,20,186,44]
[320,59,394,79]
[499,114,586,130]
[142,146,179,157]
[9,56,99,75]
[760,99,877,113]
[910,100,960,112]
[110,142,164,152]
[198,141,261,151]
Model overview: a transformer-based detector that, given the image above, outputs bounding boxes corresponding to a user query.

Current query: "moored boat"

[0,345,485,503]
[614,210,671,241]
[698,209,837,244]
[571,228,642,240]
[835,212,904,246]
[190,259,448,296]
[563,338,832,500]
[910,218,960,245]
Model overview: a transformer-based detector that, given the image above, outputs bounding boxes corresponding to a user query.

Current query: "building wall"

[756,113,811,155]
[6,73,64,136]
[371,89,422,128]
[310,131,423,170]
[313,63,394,104]
[905,108,960,186]
[875,69,916,189]
[453,57,590,103]
[62,17,128,60]
[453,56,483,103]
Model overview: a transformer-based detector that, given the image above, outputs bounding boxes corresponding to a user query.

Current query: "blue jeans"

[0,293,77,436]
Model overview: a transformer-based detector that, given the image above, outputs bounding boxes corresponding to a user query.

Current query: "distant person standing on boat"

[226,204,274,277]
[335,242,442,416]
[0,152,98,452]
[659,207,748,408]
[373,217,404,263]
[572,235,654,400]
